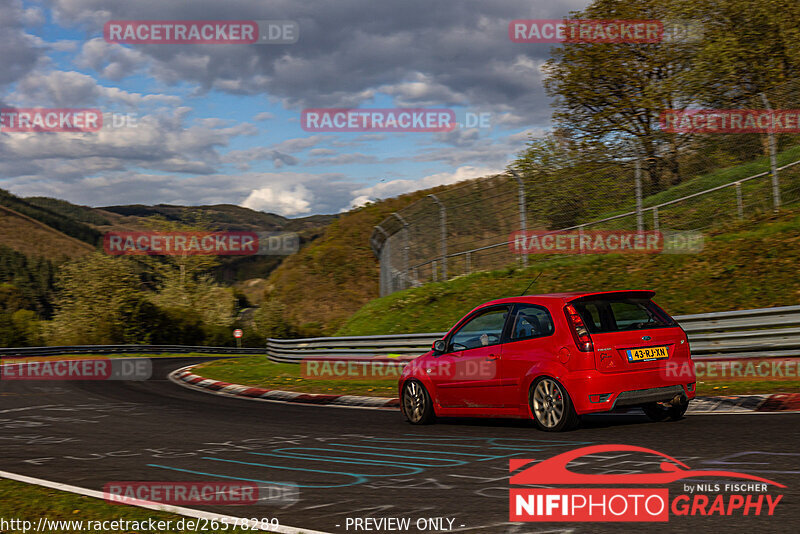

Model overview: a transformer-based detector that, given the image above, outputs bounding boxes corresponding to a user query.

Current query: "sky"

[0,0,590,217]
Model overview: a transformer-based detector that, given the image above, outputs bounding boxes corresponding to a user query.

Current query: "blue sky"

[0,0,590,216]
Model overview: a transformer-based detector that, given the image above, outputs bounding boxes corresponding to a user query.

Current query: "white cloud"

[21,6,45,26]
[350,165,502,208]
[76,38,149,80]
[11,70,180,108]
[241,184,313,216]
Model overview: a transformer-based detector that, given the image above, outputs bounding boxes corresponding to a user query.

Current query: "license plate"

[626,345,669,362]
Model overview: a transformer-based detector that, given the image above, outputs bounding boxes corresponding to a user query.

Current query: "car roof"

[477,290,657,308]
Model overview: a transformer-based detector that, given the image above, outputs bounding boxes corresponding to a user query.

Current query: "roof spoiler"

[567,290,656,302]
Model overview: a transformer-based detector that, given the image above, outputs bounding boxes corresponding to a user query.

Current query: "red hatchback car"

[399,290,696,431]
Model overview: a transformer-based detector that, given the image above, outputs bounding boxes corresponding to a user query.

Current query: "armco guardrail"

[1,305,798,363]
[0,345,266,358]
[266,305,800,363]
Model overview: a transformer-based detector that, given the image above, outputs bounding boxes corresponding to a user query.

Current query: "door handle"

[486,354,500,361]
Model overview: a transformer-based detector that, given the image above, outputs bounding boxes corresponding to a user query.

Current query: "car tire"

[529,377,579,432]
[401,380,435,425]
[642,399,690,421]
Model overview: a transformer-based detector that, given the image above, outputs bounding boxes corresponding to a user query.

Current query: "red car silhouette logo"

[510,444,786,487]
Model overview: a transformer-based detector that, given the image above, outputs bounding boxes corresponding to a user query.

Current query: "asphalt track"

[1,357,798,534]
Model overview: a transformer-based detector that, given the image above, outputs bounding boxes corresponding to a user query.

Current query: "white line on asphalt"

[0,405,60,414]
[0,470,331,534]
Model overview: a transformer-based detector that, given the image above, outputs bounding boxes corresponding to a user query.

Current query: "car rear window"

[571,297,676,333]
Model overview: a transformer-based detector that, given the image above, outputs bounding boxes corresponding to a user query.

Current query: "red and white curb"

[170,364,800,414]
[169,365,399,410]
[689,392,800,413]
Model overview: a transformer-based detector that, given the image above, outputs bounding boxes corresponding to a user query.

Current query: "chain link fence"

[372,79,800,296]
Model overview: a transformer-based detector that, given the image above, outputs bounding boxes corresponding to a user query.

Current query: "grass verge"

[193,357,798,399]
[337,206,800,336]
[193,356,397,397]
[0,479,266,533]
[0,353,242,363]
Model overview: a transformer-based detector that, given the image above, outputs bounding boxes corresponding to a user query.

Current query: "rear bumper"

[612,385,686,409]
[564,368,696,415]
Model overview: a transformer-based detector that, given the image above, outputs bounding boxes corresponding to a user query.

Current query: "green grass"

[568,145,800,230]
[337,206,800,336]
[696,380,800,396]
[193,357,397,397]
[0,479,268,533]
[1,352,238,363]
[194,356,799,399]
[646,146,800,207]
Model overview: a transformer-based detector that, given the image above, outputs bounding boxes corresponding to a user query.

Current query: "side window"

[510,304,555,340]
[449,307,509,350]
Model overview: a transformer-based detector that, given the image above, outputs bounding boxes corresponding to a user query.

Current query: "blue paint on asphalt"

[148,435,593,489]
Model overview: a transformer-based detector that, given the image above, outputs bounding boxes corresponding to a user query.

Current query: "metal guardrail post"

[635,156,644,232]
[509,169,528,268]
[466,251,471,274]
[735,182,744,219]
[428,194,447,280]
[760,92,781,212]
[374,225,391,296]
[652,207,660,232]
[392,213,410,290]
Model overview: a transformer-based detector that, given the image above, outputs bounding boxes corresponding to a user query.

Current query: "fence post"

[392,212,410,289]
[735,182,744,219]
[578,225,586,254]
[466,251,471,274]
[432,260,437,282]
[509,169,528,268]
[374,225,390,296]
[760,92,781,211]
[652,207,660,231]
[635,156,644,232]
[428,194,447,280]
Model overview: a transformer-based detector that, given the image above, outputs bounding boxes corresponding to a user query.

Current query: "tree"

[253,299,295,339]
[47,253,151,345]
[543,0,702,190]
[678,0,800,105]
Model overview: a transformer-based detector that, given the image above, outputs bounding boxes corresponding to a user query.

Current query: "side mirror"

[432,339,447,353]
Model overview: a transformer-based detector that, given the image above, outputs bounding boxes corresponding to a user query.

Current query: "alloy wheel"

[532,377,565,428]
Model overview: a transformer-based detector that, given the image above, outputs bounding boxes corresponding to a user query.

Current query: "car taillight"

[564,304,594,352]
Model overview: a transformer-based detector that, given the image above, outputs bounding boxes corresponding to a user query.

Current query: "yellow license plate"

[626,346,669,362]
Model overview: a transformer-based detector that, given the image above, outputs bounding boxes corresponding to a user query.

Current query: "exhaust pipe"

[669,394,685,406]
